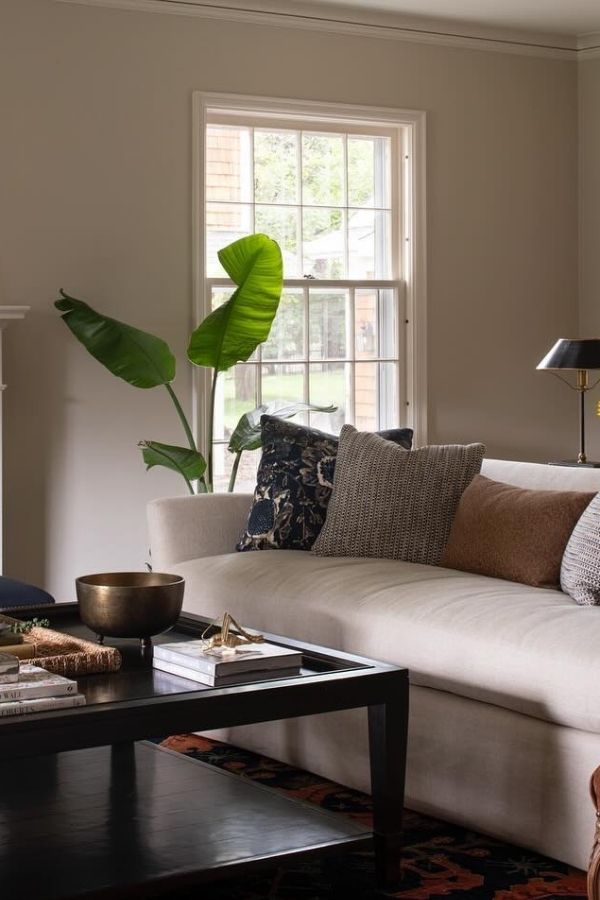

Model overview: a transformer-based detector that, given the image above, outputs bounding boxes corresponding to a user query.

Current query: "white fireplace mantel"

[0,307,30,324]
[0,306,29,573]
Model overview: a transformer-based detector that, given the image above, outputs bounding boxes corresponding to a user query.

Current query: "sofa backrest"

[147,458,600,571]
[483,458,600,493]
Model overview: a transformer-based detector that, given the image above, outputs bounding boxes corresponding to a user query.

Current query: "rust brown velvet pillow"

[441,474,595,588]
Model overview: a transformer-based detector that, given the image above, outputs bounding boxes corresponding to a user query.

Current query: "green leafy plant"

[187,233,285,487]
[56,233,335,493]
[9,618,51,634]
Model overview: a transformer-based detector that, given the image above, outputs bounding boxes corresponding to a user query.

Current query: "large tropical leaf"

[55,291,175,388]
[139,441,206,483]
[187,234,283,372]
[228,402,337,454]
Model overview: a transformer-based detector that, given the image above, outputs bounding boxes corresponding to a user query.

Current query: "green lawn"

[223,370,345,429]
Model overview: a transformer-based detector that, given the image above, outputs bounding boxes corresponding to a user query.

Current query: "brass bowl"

[76,572,185,650]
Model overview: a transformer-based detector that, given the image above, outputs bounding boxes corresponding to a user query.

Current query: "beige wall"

[0,0,579,597]
[579,57,600,459]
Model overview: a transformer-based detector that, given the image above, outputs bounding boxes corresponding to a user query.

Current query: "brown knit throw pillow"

[313,426,485,565]
[441,474,595,588]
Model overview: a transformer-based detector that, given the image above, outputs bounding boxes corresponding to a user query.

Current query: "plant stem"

[165,383,196,451]
[164,382,206,493]
[207,370,219,491]
[228,451,242,492]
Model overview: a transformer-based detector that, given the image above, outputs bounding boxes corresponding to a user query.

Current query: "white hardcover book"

[153,656,301,687]
[153,639,303,676]
[0,693,86,717]
[0,665,78,703]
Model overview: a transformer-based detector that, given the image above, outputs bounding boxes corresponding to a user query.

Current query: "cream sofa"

[147,458,600,870]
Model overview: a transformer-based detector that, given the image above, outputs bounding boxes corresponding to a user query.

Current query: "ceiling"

[297,0,600,37]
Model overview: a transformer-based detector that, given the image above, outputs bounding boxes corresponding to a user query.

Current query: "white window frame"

[193,92,427,463]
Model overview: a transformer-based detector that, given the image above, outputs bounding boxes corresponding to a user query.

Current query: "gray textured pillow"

[313,426,485,565]
[560,493,600,604]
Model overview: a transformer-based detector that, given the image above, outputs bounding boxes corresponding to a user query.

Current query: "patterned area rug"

[159,734,587,899]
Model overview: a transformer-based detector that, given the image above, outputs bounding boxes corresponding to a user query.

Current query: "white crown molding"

[56,0,585,60]
[578,30,600,49]
[577,31,600,59]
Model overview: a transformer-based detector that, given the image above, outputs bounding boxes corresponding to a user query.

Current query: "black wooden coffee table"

[0,603,408,898]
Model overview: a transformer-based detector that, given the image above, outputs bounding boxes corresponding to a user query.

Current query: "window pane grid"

[208,279,399,288]
[207,123,393,280]
[303,285,310,405]
[206,113,404,487]
[208,200,393,212]
[343,136,349,278]
[256,343,263,407]
[210,286,399,364]
[249,126,256,233]
[219,356,397,365]
[347,287,356,423]
[298,136,305,275]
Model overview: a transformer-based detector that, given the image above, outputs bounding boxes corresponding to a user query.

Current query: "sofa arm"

[147,493,252,570]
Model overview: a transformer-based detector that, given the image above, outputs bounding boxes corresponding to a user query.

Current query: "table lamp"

[537,338,600,467]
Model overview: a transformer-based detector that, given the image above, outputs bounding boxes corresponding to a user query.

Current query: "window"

[195,96,426,491]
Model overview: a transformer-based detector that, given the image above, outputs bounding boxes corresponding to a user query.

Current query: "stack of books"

[153,639,303,687]
[0,652,86,716]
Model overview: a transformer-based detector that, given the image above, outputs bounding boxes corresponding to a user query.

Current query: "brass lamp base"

[548,460,600,468]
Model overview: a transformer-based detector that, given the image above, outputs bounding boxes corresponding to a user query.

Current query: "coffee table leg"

[368,682,409,891]
[111,741,136,767]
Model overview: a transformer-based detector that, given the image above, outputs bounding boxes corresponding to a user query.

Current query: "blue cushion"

[0,576,55,610]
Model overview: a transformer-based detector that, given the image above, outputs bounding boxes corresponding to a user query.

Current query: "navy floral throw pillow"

[236,416,413,552]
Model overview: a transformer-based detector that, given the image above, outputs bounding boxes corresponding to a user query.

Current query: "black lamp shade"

[537,339,600,371]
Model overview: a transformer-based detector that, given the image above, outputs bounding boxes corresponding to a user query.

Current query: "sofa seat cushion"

[174,550,600,734]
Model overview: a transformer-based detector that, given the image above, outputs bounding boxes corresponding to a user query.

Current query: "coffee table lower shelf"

[0,740,371,899]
